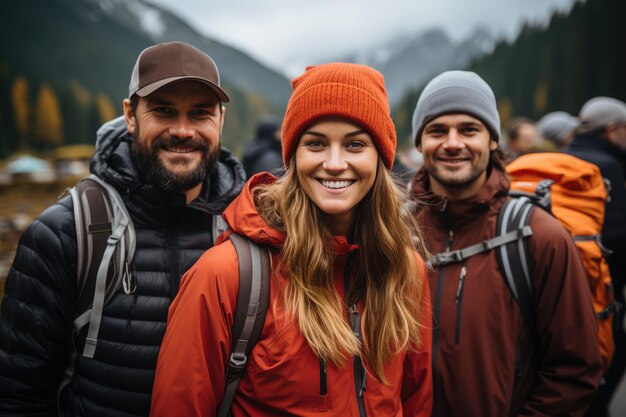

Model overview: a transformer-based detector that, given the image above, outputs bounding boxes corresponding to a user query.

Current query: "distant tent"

[4,154,55,183]
[6,155,52,174]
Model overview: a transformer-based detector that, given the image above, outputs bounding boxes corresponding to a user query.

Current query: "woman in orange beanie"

[150,62,433,417]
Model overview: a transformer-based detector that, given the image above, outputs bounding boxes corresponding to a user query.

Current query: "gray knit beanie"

[411,70,500,145]
[579,96,626,133]
[537,111,579,144]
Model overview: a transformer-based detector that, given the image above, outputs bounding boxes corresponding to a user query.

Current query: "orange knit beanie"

[281,62,397,169]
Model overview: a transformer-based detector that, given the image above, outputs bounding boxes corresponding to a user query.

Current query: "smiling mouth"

[319,179,355,189]
[162,146,199,154]
[439,158,469,163]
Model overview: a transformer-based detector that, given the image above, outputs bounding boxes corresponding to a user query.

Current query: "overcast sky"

[148,0,578,77]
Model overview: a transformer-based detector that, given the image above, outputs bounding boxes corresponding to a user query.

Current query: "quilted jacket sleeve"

[0,198,78,416]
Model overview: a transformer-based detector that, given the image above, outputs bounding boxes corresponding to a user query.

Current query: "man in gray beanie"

[409,70,602,417]
[566,96,626,417]
[537,111,579,150]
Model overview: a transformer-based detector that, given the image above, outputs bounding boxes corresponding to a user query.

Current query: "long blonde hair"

[254,159,427,383]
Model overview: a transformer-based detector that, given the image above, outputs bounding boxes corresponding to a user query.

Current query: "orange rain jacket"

[150,173,433,417]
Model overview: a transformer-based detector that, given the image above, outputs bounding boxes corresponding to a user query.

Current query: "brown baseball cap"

[128,41,230,102]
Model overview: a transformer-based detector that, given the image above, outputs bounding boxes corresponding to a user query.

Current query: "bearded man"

[0,41,246,417]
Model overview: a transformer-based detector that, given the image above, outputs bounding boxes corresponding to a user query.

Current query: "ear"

[219,105,227,135]
[416,139,422,153]
[489,139,498,151]
[123,98,137,135]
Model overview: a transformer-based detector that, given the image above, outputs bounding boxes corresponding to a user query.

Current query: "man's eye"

[155,107,174,115]
[428,129,446,136]
[190,109,211,117]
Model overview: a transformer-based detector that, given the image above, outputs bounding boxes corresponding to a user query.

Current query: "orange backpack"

[506,152,616,372]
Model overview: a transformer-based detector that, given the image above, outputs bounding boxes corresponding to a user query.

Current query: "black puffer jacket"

[0,117,246,416]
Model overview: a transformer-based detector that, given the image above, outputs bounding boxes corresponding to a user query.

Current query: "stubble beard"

[427,157,489,190]
[130,123,220,194]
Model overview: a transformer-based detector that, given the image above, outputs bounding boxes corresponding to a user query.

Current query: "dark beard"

[131,125,220,194]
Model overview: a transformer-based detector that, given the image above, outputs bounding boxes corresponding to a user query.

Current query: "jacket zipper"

[454,265,467,344]
[168,217,180,300]
[319,359,327,396]
[350,304,367,417]
[343,252,367,417]
[432,228,453,417]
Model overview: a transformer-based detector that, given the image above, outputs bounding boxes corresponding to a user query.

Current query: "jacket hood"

[410,166,510,225]
[222,172,285,249]
[223,172,358,254]
[90,116,246,214]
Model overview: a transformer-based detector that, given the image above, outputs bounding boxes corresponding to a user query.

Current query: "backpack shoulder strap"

[69,175,135,358]
[496,197,536,328]
[69,176,113,315]
[217,233,270,417]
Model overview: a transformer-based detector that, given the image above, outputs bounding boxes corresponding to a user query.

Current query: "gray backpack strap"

[496,197,536,328]
[69,175,136,358]
[217,233,270,417]
[212,214,230,244]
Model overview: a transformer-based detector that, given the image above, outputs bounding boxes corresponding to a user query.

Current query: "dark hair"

[130,94,140,115]
[490,147,508,172]
[505,117,534,141]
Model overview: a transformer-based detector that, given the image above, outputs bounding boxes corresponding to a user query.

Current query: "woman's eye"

[346,141,366,150]
[304,139,325,149]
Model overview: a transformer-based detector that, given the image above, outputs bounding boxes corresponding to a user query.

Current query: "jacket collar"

[411,166,510,226]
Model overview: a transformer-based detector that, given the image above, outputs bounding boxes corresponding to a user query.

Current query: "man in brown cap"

[0,41,246,416]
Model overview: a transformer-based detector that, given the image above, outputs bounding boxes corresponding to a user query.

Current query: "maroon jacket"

[411,167,602,417]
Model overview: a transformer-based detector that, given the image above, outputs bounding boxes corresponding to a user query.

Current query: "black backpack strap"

[217,233,270,417]
[430,226,532,267]
[496,197,536,328]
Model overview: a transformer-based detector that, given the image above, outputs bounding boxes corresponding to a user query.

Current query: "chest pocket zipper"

[454,265,467,344]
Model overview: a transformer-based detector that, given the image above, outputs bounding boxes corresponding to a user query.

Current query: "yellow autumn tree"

[95,94,117,124]
[11,76,30,146]
[534,84,548,115]
[34,83,64,147]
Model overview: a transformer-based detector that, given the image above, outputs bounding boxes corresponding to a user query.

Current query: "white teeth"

[166,147,195,153]
[321,180,353,189]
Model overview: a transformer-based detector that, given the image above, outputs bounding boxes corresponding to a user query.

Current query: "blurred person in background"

[504,116,537,159]
[242,115,284,178]
[566,96,626,417]
[536,111,579,151]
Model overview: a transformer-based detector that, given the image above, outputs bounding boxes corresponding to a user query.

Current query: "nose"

[442,128,464,151]
[169,115,195,139]
[322,146,348,172]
